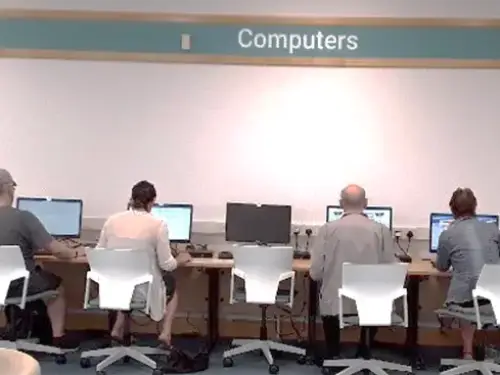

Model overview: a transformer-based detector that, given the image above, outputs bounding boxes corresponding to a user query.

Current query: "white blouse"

[96,209,177,321]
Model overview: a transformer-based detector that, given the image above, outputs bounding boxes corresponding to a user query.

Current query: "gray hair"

[340,184,367,209]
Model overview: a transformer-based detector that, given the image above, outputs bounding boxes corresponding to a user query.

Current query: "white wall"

[1,0,499,233]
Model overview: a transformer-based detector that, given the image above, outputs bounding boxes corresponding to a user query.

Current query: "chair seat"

[4,290,59,305]
[343,312,404,326]
[233,288,291,304]
[436,303,496,325]
[87,298,147,310]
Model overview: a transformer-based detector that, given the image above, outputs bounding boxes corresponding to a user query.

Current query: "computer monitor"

[429,213,499,253]
[151,204,193,243]
[326,205,393,230]
[225,203,292,244]
[16,197,83,238]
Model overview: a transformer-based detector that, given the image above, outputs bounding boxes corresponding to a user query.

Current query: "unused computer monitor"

[151,204,193,243]
[225,203,292,244]
[16,197,83,238]
[429,213,499,253]
[326,205,393,230]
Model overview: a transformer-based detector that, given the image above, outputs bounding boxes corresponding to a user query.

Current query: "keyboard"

[35,249,51,255]
[57,239,96,248]
[189,251,213,259]
[218,251,233,260]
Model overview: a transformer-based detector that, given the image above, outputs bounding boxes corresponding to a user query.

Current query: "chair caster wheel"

[415,358,426,370]
[80,358,91,368]
[152,369,163,375]
[96,371,106,375]
[123,356,130,363]
[297,355,307,365]
[222,357,234,367]
[268,364,279,374]
[321,367,331,375]
[55,354,67,365]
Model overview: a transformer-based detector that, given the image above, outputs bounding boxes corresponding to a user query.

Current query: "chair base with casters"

[436,305,498,375]
[222,303,307,374]
[1,292,76,364]
[79,300,169,375]
[323,358,412,375]
[322,315,412,375]
[80,345,168,374]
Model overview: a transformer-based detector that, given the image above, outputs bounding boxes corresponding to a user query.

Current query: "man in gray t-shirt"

[0,168,80,349]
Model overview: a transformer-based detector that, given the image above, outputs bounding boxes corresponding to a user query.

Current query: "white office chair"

[222,245,306,374]
[0,245,70,363]
[438,264,500,375]
[323,263,412,375]
[79,248,167,375]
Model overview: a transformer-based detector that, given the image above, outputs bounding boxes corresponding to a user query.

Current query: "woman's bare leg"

[158,291,178,346]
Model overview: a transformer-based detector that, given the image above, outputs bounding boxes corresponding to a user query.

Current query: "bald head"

[340,184,367,212]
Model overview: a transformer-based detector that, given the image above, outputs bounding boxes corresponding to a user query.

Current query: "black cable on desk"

[394,230,414,262]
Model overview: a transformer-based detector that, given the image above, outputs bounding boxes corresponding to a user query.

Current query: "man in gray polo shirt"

[0,168,80,349]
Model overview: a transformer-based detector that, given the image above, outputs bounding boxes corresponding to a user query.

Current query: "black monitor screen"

[225,203,292,244]
[16,197,83,238]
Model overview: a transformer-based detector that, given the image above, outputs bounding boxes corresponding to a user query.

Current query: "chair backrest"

[341,263,408,326]
[0,245,29,306]
[86,248,153,310]
[232,245,294,304]
[0,349,40,375]
[474,264,500,323]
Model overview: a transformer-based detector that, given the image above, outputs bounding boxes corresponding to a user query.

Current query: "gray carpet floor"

[37,345,437,375]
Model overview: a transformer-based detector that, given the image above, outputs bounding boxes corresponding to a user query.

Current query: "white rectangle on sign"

[181,34,191,51]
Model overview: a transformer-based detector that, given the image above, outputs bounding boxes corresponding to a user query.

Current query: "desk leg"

[406,275,424,369]
[206,268,220,350]
[307,278,318,361]
[108,312,116,332]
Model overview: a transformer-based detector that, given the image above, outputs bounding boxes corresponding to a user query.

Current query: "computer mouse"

[218,251,234,260]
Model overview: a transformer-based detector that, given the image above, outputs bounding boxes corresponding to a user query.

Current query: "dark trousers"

[322,315,378,359]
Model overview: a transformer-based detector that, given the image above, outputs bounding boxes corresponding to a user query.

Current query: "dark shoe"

[52,335,79,351]
[110,336,126,347]
[154,339,173,350]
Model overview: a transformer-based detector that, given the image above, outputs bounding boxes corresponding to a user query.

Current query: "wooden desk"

[35,255,445,276]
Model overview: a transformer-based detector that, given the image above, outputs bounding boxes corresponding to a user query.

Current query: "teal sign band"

[1,11,499,68]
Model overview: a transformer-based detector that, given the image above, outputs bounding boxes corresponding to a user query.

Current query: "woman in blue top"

[435,188,500,359]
